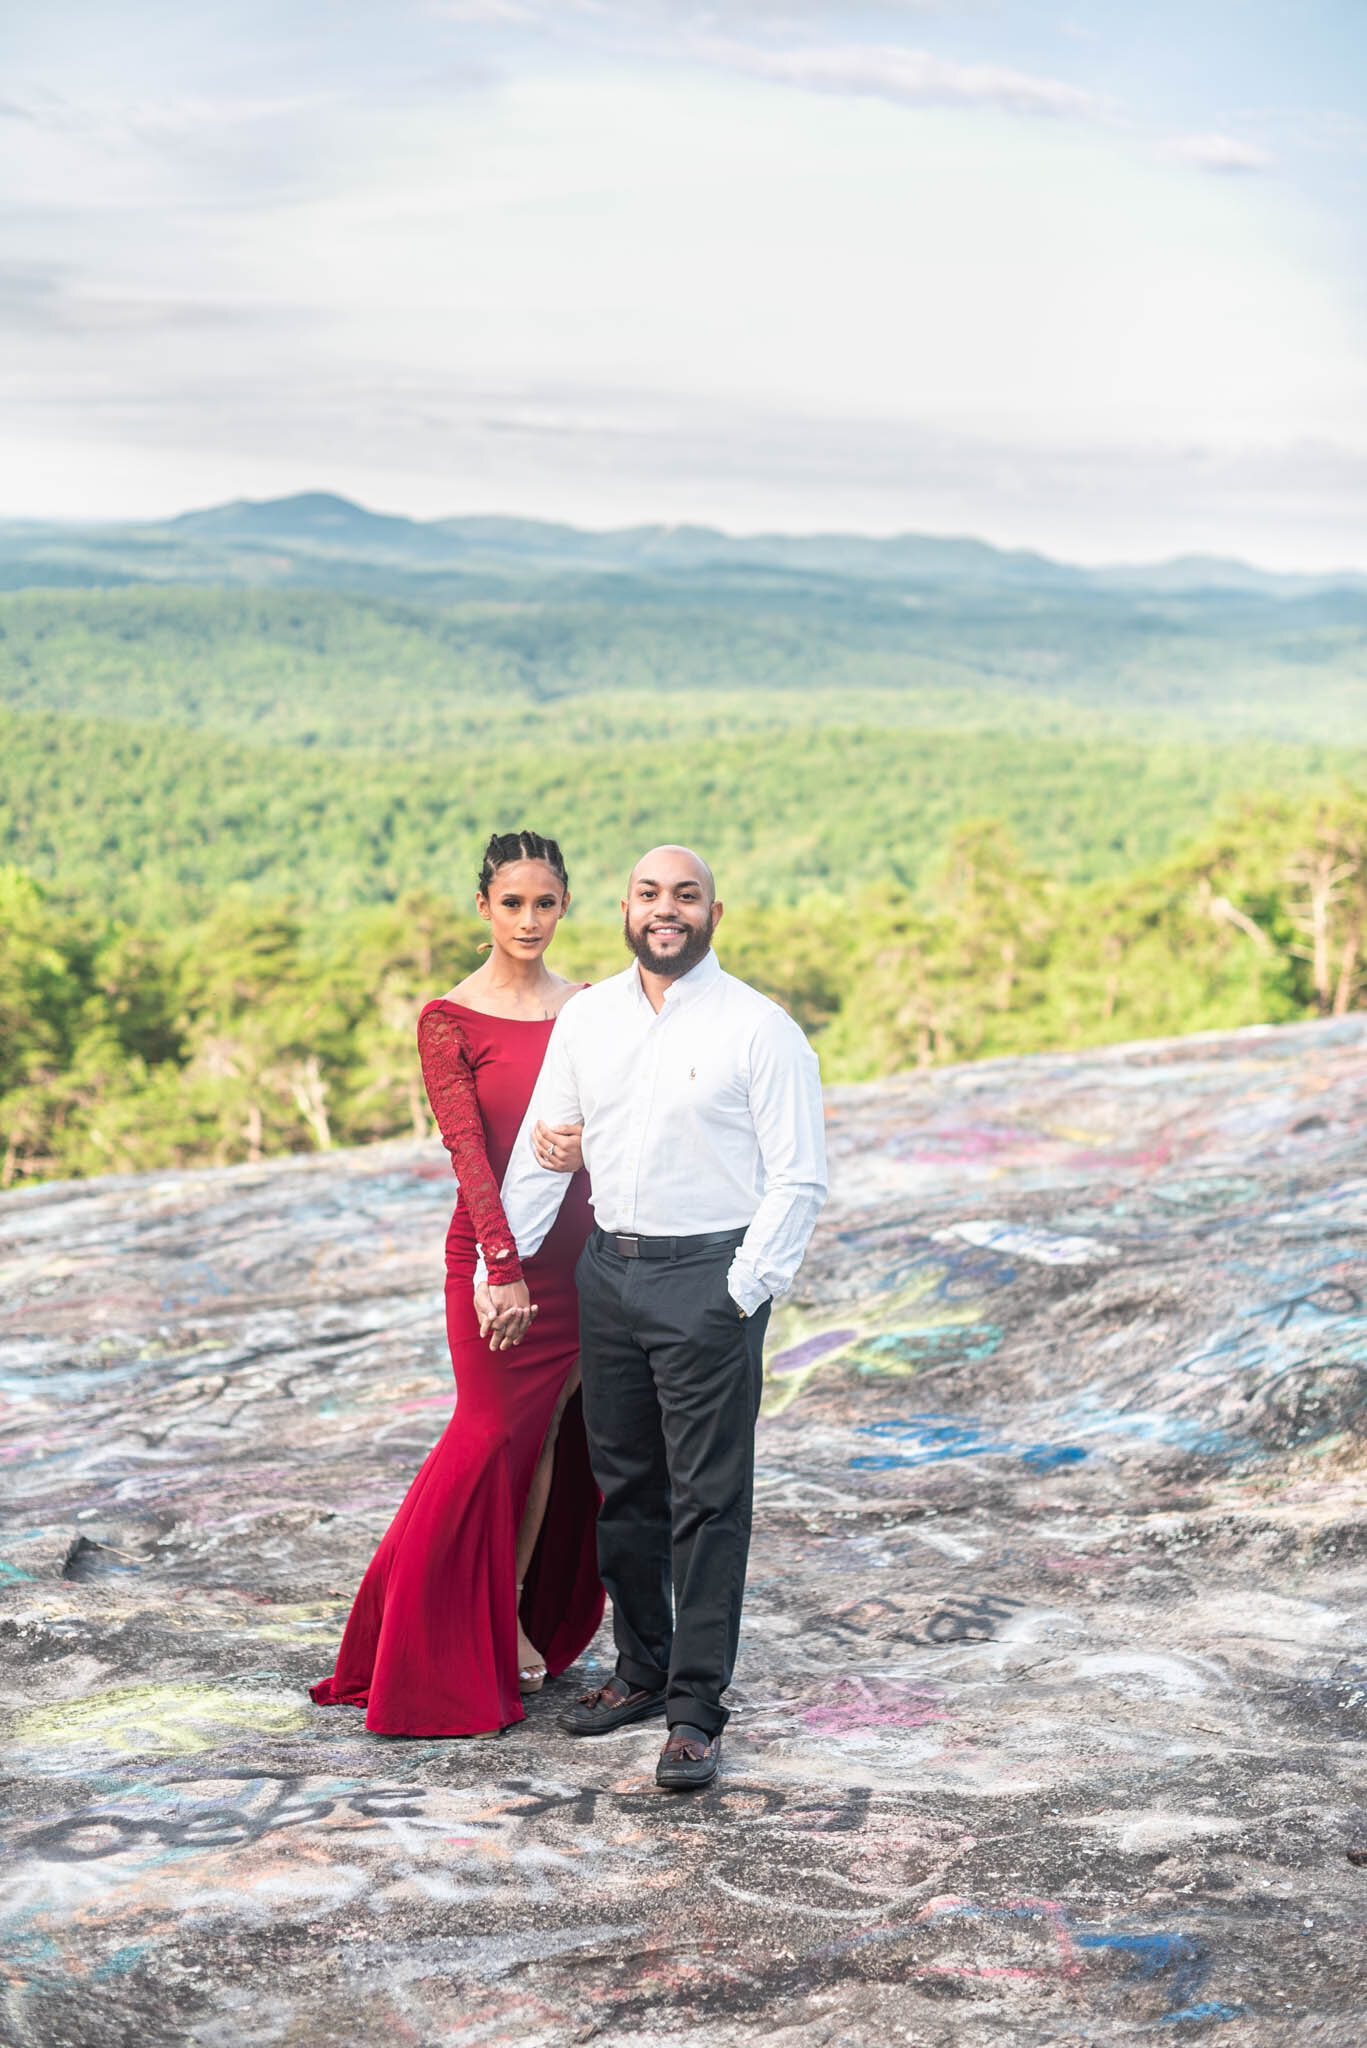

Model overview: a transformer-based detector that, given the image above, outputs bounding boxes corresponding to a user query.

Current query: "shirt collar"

[629,946,722,1010]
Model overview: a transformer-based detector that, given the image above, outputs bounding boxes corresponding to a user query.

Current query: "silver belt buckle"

[616,1233,640,1258]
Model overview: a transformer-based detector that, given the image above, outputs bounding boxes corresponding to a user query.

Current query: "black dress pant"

[575,1229,771,1737]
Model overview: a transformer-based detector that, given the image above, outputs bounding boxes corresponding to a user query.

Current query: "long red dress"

[309,997,603,1736]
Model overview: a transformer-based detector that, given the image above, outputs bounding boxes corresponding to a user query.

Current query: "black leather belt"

[596,1227,747,1261]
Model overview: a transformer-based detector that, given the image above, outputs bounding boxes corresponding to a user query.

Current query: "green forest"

[2,522,1365,1187]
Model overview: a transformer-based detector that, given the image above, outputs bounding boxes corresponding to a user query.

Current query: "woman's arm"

[531,1118,584,1172]
[417,1005,525,1286]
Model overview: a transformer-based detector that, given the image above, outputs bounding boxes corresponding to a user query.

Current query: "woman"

[310,829,601,1736]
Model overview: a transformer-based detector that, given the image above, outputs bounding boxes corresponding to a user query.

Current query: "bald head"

[622,844,722,983]
[628,844,716,906]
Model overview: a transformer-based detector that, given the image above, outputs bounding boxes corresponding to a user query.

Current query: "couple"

[311,829,827,1788]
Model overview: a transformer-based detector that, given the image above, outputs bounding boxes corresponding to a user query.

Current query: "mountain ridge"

[3,489,1362,598]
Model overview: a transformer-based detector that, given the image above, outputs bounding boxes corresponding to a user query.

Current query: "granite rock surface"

[3,1017,1367,2046]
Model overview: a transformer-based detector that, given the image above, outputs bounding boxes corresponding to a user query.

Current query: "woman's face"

[478,860,569,960]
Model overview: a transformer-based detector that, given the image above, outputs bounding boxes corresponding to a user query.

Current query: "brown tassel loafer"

[560,1675,667,1737]
[655,1723,721,1790]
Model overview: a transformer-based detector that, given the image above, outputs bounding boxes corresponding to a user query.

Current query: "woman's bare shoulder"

[429,970,587,1020]
[548,975,590,1017]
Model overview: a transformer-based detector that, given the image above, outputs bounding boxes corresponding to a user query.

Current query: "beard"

[624,913,713,979]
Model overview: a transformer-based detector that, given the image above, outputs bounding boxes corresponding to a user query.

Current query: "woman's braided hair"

[477,830,569,897]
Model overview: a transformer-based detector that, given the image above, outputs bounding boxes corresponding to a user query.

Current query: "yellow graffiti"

[248,1599,352,1643]
[762,1268,989,1416]
[14,1683,310,1756]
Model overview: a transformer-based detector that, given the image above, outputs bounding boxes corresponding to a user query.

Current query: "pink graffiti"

[803,1675,948,1733]
[912,1894,1081,1982]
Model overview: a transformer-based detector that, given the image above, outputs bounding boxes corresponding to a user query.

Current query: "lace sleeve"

[417,1004,524,1284]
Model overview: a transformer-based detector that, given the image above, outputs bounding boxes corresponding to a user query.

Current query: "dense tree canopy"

[2,577,1364,1184]
[3,792,1363,1185]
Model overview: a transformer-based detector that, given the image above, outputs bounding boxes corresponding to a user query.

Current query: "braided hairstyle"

[477,829,569,899]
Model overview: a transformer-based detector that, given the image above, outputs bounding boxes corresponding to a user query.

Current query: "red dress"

[310,997,603,1735]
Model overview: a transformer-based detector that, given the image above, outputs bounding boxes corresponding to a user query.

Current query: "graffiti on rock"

[3,1019,1367,2043]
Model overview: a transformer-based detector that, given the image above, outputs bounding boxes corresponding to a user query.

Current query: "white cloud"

[696,39,1107,120]
[1164,132,1273,174]
[427,0,542,22]
[0,20,1361,568]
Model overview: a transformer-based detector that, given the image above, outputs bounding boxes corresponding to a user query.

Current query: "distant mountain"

[158,496,1086,585]
[168,491,477,563]
[1,492,1363,599]
[422,516,1091,588]
[1089,553,1353,600]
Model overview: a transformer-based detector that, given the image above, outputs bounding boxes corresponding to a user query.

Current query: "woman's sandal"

[516,1581,548,1695]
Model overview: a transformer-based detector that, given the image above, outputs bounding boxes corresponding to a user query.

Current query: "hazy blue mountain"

[0,492,1362,598]
[1088,554,1356,599]
[169,491,462,561]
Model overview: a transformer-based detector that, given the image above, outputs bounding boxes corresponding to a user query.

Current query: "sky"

[3,1,1366,567]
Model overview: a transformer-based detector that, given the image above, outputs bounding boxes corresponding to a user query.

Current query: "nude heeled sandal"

[516,1582,547,1694]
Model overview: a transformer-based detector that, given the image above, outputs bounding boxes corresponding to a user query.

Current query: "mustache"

[623,909,712,977]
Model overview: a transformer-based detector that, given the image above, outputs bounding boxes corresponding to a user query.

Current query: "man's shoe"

[655,1723,721,1790]
[560,1675,667,1737]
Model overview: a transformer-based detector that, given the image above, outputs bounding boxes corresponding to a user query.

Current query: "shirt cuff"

[726,1258,770,1318]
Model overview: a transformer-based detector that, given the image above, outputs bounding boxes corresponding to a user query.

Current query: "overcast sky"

[3,1,1365,566]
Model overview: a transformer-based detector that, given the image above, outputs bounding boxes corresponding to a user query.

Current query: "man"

[481,845,826,1789]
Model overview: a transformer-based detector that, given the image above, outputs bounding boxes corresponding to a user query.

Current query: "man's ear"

[710,899,724,931]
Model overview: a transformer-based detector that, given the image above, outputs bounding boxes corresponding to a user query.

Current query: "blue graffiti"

[93,1945,152,1980]
[1075,1930,1212,2017]
[860,1325,1004,1368]
[850,1414,1089,1473]
[1053,1401,1238,1457]
[832,1233,1022,1301]
[1022,1445,1088,1472]
[792,1904,1236,2023]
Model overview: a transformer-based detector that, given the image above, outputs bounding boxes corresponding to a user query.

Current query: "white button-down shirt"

[498,949,827,1314]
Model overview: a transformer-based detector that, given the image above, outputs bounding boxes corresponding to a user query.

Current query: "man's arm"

[727,1010,828,1315]
[487,1008,585,1275]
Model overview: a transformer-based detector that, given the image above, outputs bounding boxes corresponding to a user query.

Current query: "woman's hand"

[532,1119,584,1173]
[474,1279,538,1351]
